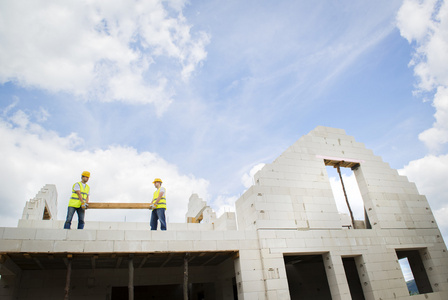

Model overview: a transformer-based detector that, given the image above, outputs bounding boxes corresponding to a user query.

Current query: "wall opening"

[42,206,51,220]
[324,159,371,229]
[284,254,332,300]
[342,257,366,300]
[396,249,433,295]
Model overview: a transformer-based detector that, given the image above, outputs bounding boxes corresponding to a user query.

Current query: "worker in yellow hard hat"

[64,171,91,229]
[150,178,167,230]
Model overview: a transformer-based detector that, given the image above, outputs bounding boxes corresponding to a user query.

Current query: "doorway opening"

[342,257,366,300]
[284,254,332,300]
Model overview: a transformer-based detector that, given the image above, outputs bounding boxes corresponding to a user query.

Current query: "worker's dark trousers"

[64,206,85,229]
[150,208,166,230]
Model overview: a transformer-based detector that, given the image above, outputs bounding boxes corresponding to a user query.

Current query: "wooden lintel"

[33,257,45,270]
[160,253,174,268]
[87,203,152,209]
[202,253,219,266]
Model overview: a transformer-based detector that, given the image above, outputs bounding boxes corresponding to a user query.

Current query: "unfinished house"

[1,126,447,299]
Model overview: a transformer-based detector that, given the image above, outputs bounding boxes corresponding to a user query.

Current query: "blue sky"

[0,0,447,244]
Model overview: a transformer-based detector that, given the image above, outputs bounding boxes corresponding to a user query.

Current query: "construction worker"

[63,171,90,229]
[150,178,166,230]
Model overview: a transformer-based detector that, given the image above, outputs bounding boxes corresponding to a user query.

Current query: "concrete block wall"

[2,126,448,300]
[185,193,208,221]
[236,126,440,232]
[254,228,448,300]
[21,184,57,221]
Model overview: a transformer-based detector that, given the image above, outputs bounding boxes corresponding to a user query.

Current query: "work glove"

[81,203,88,210]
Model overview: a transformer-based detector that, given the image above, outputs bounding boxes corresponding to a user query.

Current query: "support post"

[129,255,134,300]
[64,256,72,300]
[184,253,190,300]
[336,164,355,228]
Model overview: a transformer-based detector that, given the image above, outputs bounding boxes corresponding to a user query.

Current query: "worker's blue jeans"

[150,208,166,230]
[64,206,85,229]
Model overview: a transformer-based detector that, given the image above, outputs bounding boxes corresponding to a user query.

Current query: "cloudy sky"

[0,0,447,244]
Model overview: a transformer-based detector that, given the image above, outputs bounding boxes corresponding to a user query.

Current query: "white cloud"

[396,0,448,243]
[0,0,209,113]
[396,0,437,44]
[419,86,448,152]
[213,195,238,219]
[0,107,209,227]
[241,163,265,189]
[399,154,448,242]
[397,0,448,152]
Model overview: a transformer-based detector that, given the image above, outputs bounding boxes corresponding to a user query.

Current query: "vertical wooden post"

[129,255,134,300]
[183,253,190,300]
[64,256,72,300]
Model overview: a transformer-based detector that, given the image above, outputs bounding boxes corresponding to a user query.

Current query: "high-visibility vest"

[152,188,166,209]
[68,182,90,208]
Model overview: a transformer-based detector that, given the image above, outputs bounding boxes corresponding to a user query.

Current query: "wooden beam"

[138,254,151,269]
[115,257,123,269]
[87,203,152,209]
[202,253,219,266]
[183,253,190,300]
[128,255,134,300]
[160,253,174,268]
[91,255,98,270]
[64,257,72,300]
[33,257,45,270]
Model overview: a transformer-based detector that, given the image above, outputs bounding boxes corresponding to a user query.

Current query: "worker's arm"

[75,190,88,206]
[153,191,164,207]
[76,190,85,203]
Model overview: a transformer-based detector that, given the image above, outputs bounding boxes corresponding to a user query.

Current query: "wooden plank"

[64,258,72,300]
[183,253,190,300]
[87,203,151,209]
[128,255,134,300]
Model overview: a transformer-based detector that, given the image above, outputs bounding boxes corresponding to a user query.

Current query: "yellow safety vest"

[68,182,90,208]
[152,188,166,209]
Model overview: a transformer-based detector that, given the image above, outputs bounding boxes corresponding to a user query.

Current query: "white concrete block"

[176,231,201,240]
[3,228,36,240]
[84,241,114,252]
[125,230,152,241]
[96,230,125,241]
[114,241,142,252]
[67,229,97,241]
[21,240,54,252]
[168,240,193,251]
[0,239,22,251]
[201,230,224,241]
[141,241,168,252]
[193,240,217,251]
[223,231,246,240]
[54,241,85,252]
[217,240,240,250]
[35,229,67,240]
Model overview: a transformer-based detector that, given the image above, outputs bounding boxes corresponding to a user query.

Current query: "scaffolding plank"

[87,203,151,209]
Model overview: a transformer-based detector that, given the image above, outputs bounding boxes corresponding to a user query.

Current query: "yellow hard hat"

[153,178,162,183]
[82,171,90,178]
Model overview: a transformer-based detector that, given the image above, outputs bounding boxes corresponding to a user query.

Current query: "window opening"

[284,254,332,299]
[324,159,370,229]
[42,206,51,220]
[396,249,433,295]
